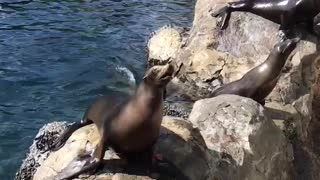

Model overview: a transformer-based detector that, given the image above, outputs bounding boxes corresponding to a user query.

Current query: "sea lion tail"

[51,120,93,151]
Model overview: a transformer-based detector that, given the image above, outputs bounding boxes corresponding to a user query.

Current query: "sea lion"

[212,0,320,38]
[210,38,299,105]
[51,63,177,179]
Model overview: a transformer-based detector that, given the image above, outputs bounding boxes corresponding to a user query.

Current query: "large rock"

[33,117,212,180]
[17,0,320,179]
[15,122,69,180]
[147,26,185,66]
[189,94,294,180]
[148,0,320,179]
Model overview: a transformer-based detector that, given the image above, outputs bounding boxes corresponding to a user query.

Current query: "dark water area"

[0,0,195,179]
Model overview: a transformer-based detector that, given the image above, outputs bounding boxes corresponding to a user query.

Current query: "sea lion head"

[274,37,299,58]
[313,13,320,36]
[143,62,175,87]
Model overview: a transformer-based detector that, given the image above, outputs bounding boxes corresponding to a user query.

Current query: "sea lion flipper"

[55,136,107,179]
[213,1,254,29]
[51,119,93,151]
[53,154,101,180]
[211,6,231,30]
[220,11,232,30]
[211,6,229,18]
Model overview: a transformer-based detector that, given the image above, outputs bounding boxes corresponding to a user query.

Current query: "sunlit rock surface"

[33,117,212,180]
[17,0,320,179]
[148,0,320,178]
[189,95,294,180]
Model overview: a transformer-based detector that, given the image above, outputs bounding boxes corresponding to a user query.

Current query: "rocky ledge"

[16,95,294,180]
[16,0,320,179]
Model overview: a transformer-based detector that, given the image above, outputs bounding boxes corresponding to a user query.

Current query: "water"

[0,0,195,179]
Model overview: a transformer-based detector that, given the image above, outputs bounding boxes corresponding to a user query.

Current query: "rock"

[265,39,320,179]
[189,94,294,180]
[163,100,193,119]
[147,26,184,66]
[15,122,69,180]
[18,0,320,179]
[191,0,279,58]
[148,0,320,178]
[33,117,212,180]
[146,0,279,101]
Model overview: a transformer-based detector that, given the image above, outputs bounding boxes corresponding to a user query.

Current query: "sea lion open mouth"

[141,61,183,86]
[158,61,175,80]
[159,65,175,80]
[159,60,183,80]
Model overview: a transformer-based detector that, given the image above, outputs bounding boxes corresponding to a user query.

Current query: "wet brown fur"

[51,63,177,179]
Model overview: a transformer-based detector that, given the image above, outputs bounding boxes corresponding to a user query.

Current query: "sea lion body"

[83,95,128,130]
[212,0,320,36]
[51,63,177,179]
[211,38,299,104]
[103,82,164,153]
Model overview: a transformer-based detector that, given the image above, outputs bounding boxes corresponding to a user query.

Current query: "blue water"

[0,0,195,179]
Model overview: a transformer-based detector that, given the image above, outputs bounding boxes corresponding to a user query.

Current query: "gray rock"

[163,100,193,119]
[32,117,212,180]
[189,95,294,180]
[15,122,68,180]
[148,0,320,178]
[17,0,320,179]
[147,26,184,66]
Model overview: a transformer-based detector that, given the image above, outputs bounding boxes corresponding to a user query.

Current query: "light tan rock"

[33,125,100,180]
[147,0,280,100]
[147,26,182,65]
[33,117,212,180]
[18,0,320,180]
[147,2,320,178]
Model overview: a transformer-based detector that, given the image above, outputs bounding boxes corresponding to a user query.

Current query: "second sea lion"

[51,63,177,179]
[210,38,299,105]
[212,0,320,38]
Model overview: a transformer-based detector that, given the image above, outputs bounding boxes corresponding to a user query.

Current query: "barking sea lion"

[51,63,178,179]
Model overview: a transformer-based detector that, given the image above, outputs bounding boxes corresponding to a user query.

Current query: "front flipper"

[53,154,101,180]
[277,11,297,40]
[54,136,107,180]
[211,5,231,30]
[212,1,251,30]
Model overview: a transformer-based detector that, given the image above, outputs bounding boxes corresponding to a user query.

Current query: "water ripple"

[0,0,195,179]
